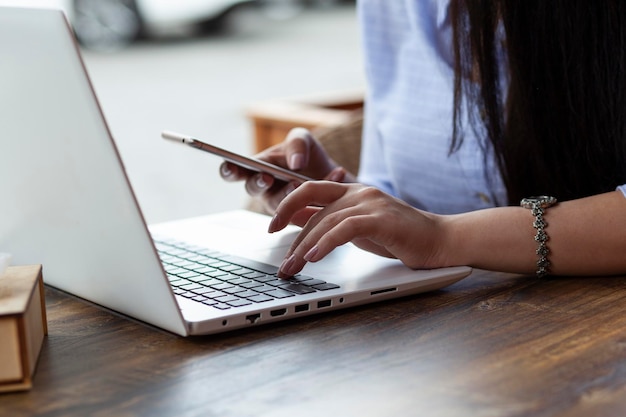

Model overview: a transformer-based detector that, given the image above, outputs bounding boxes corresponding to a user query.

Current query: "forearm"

[440,191,626,276]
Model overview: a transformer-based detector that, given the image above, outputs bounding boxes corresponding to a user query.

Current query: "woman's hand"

[220,127,354,214]
[267,181,449,278]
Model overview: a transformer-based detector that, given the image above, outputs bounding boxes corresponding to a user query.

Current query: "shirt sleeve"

[617,185,626,198]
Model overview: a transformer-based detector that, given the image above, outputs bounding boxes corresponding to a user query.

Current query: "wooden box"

[0,265,47,393]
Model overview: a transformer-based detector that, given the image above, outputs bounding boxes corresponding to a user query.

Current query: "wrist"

[438,207,538,273]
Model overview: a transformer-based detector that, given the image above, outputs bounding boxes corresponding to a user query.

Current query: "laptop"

[0,7,471,336]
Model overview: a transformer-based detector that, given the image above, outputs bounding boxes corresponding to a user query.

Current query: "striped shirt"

[356,0,626,212]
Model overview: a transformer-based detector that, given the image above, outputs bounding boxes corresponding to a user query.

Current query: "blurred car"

[71,0,260,50]
[0,0,349,50]
[0,0,256,50]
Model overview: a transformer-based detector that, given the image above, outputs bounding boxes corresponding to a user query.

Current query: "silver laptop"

[0,7,471,336]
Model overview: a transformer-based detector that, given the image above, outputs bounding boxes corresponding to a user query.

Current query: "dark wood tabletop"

[3,269,626,417]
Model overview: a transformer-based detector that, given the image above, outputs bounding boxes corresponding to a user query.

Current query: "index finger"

[269,181,349,233]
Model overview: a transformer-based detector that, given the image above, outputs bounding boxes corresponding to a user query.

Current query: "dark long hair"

[450,0,626,204]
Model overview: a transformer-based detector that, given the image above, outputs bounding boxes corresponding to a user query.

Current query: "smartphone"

[161,131,314,183]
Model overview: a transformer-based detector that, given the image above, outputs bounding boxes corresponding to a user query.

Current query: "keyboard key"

[254,275,279,283]
[169,260,197,269]
[179,283,203,291]
[191,287,218,296]
[247,294,275,303]
[222,286,248,295]
[240,281,264,289]
[196,278,223,286]
[240,271,267,279]
[293,278,327,286]
[212,303,231,310]
[226,299,253,307]
[190,265,217,274]
[214,294,241,303]
[280,283,317,294]
[178,271,201,279]
[164,266,187,275]
[206,269,229,278]
[210,261,232,269]
[263,279,288,287]
[226,277,253,286]
[210,282,235,291]
[236,290,263,298]
[220,264,244,272]
[252,284,277,293]
[170,278,192,287]
[179,291,196,298]
[193,257,219,266]
[221,273,246,282]
[220,255,279,275]
[312,283,341,291]
[205,290,227,299]
[264,289,296,299]
[186,275,213,283]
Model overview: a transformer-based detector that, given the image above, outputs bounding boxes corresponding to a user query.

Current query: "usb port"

[270,308,287,317]
[295,304,309,313]
[317,300,332,308]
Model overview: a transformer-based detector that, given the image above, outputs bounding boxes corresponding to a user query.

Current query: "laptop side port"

[317,299,332,308]
[270,308,287,317]
[370,287,397,295]
[246,313,261,324]
[295,304,309,313]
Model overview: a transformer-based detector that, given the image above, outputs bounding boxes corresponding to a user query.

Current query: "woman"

[221,0,626,278]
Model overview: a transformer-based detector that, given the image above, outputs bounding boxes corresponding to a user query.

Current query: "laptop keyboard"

[154,239,340,310]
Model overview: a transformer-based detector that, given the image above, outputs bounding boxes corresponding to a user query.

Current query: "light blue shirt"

[356,0,626,212]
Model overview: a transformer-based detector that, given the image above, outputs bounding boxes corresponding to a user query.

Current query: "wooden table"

[3,269,626,417]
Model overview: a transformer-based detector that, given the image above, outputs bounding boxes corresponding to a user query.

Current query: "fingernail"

[255,174,268,189]
[303,245,319,262]
[289,153,304,170]
[220,163,232,177]
[268,213,281,233]
[279,254,296,277]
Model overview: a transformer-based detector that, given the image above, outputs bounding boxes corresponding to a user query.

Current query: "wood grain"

[2,270,626,417]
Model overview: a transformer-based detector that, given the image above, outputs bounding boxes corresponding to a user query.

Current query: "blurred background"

[2,0,364,224]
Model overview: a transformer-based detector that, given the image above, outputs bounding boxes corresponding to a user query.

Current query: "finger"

[244,172,275,197]
[288,204,358,257]
[220,162,248,182]
[290,206,321,228]
[279,209,371,277]
[283,127,314,170]
[324,167,347,183]
[302,214,377,262]
[268,181,350,232]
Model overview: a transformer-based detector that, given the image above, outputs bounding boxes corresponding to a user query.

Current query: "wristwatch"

[520,196,558,277]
